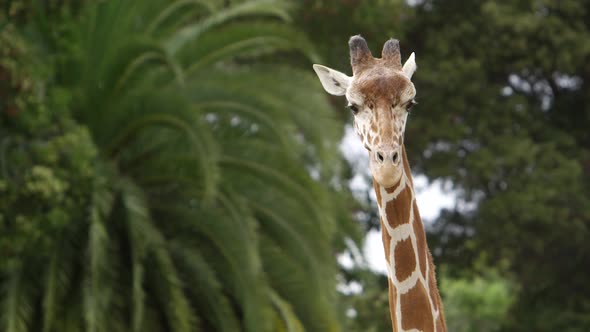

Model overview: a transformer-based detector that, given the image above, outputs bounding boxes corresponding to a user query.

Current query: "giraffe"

[313,36,447,332]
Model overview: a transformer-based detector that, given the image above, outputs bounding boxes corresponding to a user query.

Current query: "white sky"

[339,125,456,275]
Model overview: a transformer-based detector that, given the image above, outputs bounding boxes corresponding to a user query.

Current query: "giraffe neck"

[373,146,447,332]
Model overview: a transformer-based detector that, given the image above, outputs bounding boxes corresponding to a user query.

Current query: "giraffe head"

[313,36,417,187]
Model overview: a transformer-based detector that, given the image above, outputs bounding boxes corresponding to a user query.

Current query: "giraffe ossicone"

[313,35,447,332]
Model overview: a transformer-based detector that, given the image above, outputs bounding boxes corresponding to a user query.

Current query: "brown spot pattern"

[393,237,416,282]
[374,181,382,205]
[412,205,428,278]
[400,282,434,332]
[380,218,391,263]
[387,278,398,332]
[384,186,412,228]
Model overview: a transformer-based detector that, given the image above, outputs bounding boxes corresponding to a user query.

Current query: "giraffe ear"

[312,64,351,96]
[402,52,417,79]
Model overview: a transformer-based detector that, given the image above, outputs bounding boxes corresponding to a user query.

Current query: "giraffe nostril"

[392,152,399,163]
[377,152,384,162]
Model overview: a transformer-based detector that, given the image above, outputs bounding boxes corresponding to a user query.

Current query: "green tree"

[1,1,358,331]
[441,267,516,332]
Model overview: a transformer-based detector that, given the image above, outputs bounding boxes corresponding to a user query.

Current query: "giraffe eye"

[347,104,359,115]
[406,99,417,112]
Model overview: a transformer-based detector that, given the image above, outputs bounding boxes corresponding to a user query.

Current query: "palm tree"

[1,1,357,331]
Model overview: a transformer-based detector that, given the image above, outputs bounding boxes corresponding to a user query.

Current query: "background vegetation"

[2,0,589,332]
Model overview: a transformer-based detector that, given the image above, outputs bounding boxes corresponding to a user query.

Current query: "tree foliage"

[1,1,358,331]
[441,266,516,332]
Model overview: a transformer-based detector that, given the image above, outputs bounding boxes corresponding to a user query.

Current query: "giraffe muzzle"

[370,145,403,187]
[374,146,401,166]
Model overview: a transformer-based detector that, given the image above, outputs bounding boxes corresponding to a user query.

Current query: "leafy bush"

[441,268,517,332]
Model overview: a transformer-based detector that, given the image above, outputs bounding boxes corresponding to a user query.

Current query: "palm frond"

[260,235,340,332]
[170,242,242,332]
[147,0,216,34]
[105,112,219,200]
[2,267,33,332]
[42,246,73,332]
[165,0,292,55]
[220,156,326,230]
[119,179,195,332]
[269,289,305,332]
[194,100,291,149]
[112,45,185,95]
[215,192,273,332]
[148,245,195,332]
[84,187,113,332]
[182,21,320,73]
[120,182,148,332]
